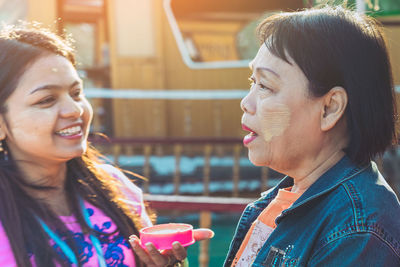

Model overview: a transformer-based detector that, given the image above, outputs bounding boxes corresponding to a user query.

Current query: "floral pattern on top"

[53,203,135,267]
[0,164,149,267]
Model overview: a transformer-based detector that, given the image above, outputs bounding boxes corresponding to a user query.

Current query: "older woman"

[224,6,400,267]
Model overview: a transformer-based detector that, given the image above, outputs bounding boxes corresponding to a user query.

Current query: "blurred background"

[4,0,400,266]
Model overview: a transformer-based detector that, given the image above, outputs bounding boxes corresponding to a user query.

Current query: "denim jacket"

[224,156,400,266]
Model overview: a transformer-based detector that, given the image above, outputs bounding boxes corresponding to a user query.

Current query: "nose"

[59,96,83,119]
[240,91,255,114]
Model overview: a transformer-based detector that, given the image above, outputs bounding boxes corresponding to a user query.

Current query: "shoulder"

[96,163,143,198]
[96,163,130,182]
[317,163,400,259]
[339,162,400,224]
[323,161,400,223]
[95,164,153,227]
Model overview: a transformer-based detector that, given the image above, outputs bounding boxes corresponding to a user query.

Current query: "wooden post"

[213,101,224,157]
[143,145,152,193]
[232,145,241,197]
[183,101,193,156]
[203,145,212,196]
[184,101,192,137]
[173,144,183,195]
[199,211,212,267]
[125,144,135,157]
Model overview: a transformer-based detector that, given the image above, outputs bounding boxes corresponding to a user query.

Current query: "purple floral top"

[0,165,152,267]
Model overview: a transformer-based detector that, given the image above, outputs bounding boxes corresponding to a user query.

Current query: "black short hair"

[257,6,398,165]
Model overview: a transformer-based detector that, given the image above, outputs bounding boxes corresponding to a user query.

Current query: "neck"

[287,121,349,194]
[290,149,345,194]
[16,160,72,215]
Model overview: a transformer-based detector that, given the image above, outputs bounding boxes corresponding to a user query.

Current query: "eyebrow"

[249,62,280,79]
[29,80,82,95]
[255,67,280,79]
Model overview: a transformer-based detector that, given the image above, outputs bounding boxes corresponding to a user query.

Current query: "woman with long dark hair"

[0,25,212,267]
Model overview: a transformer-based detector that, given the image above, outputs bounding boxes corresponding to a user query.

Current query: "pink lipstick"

[242,124,258,146]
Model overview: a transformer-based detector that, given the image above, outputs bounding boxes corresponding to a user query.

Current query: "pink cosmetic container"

[139,223,195,250]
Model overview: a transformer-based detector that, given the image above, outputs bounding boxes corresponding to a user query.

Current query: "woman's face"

[241,44,324,172]
[0,54,93,164]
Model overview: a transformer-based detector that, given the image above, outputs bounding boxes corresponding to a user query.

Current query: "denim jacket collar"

[263,156,368,218]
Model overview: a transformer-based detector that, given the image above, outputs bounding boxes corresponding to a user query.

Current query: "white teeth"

[56,126,81,136]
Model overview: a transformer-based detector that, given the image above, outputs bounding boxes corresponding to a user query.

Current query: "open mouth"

[55,125,82,137]
[242,124,258,145]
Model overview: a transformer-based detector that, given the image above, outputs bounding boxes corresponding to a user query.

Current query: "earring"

[0,140,8,161]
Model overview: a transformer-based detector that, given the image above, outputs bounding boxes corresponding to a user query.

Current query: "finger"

[193,228,214,241]
[171,242,187,261]
[129,236,156,266]
[145,242,169,266]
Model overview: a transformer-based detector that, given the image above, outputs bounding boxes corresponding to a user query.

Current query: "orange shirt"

[231,188,301,266]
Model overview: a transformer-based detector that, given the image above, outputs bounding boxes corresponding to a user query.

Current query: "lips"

[242,124,258,146]
[55,124,84,139]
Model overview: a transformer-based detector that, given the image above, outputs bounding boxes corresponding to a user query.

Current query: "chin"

[61,147,86,160]
[248,152,269,167]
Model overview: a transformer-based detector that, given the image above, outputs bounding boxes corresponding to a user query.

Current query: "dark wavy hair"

[0,25,148,267]
[257,6,398,165]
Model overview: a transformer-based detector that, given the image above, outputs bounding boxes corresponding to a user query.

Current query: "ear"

[321,86,348,132]
[0,115,7,140]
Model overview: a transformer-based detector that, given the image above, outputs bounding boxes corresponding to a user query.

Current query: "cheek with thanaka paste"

[259,104,291,142]
[6,108,54,140]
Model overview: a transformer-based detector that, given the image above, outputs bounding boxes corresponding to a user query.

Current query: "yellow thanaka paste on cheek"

[259,104,291,142]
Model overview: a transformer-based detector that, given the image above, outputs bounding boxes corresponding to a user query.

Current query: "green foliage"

[307,0,400,16]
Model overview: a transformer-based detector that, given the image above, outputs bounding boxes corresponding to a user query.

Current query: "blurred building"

[4,0,400,139]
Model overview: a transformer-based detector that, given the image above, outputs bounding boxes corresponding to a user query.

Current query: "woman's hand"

[130,228,214,267]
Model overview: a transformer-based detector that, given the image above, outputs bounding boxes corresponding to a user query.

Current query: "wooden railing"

[90,136,271,197]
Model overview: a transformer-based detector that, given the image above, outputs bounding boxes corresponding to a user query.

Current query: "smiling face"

[241,44,325,172]
[0,54,93,164]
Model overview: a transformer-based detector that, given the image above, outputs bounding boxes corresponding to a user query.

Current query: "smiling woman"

[0,25,213,267]
[0,25,151,267]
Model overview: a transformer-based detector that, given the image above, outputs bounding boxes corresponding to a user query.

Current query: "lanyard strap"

[79,198,107,267]
[38,217,78,265]
[37,199,107,267]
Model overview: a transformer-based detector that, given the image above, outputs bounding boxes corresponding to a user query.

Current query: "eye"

[37,96,56,105]
[258,83,271,91]
[71,88,83,99]
[249,76,273,92]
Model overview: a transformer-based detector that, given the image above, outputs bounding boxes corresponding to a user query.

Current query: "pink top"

[0,164,152,267]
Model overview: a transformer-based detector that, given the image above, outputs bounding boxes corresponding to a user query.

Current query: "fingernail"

[172,241,181,249]
[129,235,138,241]
[145,242,154,251]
